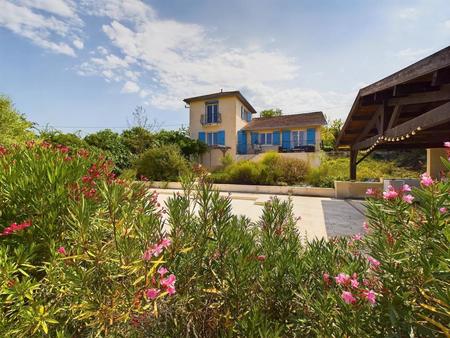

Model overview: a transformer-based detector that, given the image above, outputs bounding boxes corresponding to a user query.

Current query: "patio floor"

[155,189,366,241]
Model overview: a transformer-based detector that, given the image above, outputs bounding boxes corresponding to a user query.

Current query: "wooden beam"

[387,84,450,106]
[387,105,402,129]
[384,101,450,138]
[352,135,379,151]
[351,115,372,121]
[350,150,357,180]
[393,81,439,97]
[354,106,383,144]
[431,67,450,86]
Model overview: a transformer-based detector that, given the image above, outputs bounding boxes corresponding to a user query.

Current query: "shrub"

[1,140,449,337]
[135,144,189,181]
[0,95,34,146]
[274,156,309,185]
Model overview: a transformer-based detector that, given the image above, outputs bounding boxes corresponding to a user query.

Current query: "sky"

[0,0,450,134]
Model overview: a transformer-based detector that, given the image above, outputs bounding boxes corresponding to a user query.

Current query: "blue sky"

[0,0,449,134]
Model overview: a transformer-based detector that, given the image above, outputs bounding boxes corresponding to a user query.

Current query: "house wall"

[189,95,253,168]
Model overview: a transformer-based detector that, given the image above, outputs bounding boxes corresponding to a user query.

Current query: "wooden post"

[350,149,357,180]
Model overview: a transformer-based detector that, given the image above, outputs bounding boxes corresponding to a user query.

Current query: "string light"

[359,126,422,154]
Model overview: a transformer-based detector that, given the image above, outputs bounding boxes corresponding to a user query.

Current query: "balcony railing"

[200,113,222,125]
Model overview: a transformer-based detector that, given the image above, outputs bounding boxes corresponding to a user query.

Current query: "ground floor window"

[291,130,305,147]
[259,133,272,145]
[207,132,218,145]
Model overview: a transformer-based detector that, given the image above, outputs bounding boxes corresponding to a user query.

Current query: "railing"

[200,113,222,125]
[236,142,317,155]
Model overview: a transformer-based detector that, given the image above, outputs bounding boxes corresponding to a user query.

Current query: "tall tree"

[0,95,34,145]
[260,108,283,118]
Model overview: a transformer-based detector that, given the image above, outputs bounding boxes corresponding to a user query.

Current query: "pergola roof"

[337,46,450,152]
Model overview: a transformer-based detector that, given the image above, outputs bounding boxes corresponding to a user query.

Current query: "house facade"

[184,91,326,168]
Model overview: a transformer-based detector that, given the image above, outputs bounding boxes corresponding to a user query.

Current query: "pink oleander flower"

[167,285,176,296]
[420,173,433,187]
[323,273,330,284]
[161,274,176,289]
[335,273,351,285]
[367,255,381,269]
[402,194,414,204]
[363,222,370,232]
[350,278,359,289]
[444,141,450,148]
[158,266,169,277]
[57,246,66,255]
[142,243,165,260]
[145,288,160,300]
[440,207,447,214]
[0,220,32,236]
[159,237,172,249]
[362,289,377,305]
[257,255,266,261]
[383,188,398,200]
[365,188,375,196]
[402,184,411,192]
[352,233,362,241]
[341,291,357,304]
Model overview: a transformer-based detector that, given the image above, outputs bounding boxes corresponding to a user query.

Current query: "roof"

[337,45,450,149]
[242,112,326,131]
[183,90,257,114]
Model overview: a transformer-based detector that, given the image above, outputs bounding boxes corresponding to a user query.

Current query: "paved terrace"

[155,189,366,241]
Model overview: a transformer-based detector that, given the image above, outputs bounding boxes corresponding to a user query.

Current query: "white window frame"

[291,130,305,147]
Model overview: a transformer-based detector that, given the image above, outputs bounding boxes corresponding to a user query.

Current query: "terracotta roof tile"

[242,112,326,131]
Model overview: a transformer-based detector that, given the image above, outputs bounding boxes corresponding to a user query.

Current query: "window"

[259,133,272,145]
[207,132,220,146]
[206,102,219,123]
[291,130,305,147]
[241,106,245,120]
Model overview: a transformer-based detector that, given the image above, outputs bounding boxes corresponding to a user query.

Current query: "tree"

[260,108,283,118]
[84,129,132,172]
[0,95,34,145]
[121,127,155,154]
[39,129,89,149]
[321,117,343,150]
[154,128,207,160]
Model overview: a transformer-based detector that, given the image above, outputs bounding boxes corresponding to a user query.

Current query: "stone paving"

[155,189,366,241]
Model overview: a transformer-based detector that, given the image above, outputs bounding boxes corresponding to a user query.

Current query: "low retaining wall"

[150,181,335,198]
[334,181,383,199]
[150,181,385,199]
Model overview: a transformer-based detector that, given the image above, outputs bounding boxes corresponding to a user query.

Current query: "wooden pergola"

[337,46,450,180]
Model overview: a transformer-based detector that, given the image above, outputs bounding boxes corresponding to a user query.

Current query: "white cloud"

[17,0,78,18]
[121,80,140,93]
[0,0,82,56]
[73,38,84,49]
[444,19,450,29]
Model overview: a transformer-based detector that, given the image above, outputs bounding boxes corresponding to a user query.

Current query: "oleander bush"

[0,141,449,337]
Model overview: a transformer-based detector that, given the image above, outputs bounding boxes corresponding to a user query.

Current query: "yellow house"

[183,91,326,168]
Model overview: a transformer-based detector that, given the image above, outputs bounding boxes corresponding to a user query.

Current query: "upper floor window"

[206,102,219,123]
[241,106,252,122]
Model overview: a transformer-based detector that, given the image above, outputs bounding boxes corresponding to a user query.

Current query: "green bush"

[135,144,189,181]
[0,95,34,146]
[211,152,309,186]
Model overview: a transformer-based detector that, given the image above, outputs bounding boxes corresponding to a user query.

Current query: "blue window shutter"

[237,130,247,154]
[251,132,258,144]
[273,131,280,145]
[198,131,206,143]
[246,112,252,122]
[213,132,218,145]
[217,130,225,145]
[282,130,291,150]
[307,128,316,145]
[267,133,272,144]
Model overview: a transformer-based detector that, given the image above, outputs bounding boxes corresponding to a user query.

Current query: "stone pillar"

[427,148,447,178]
